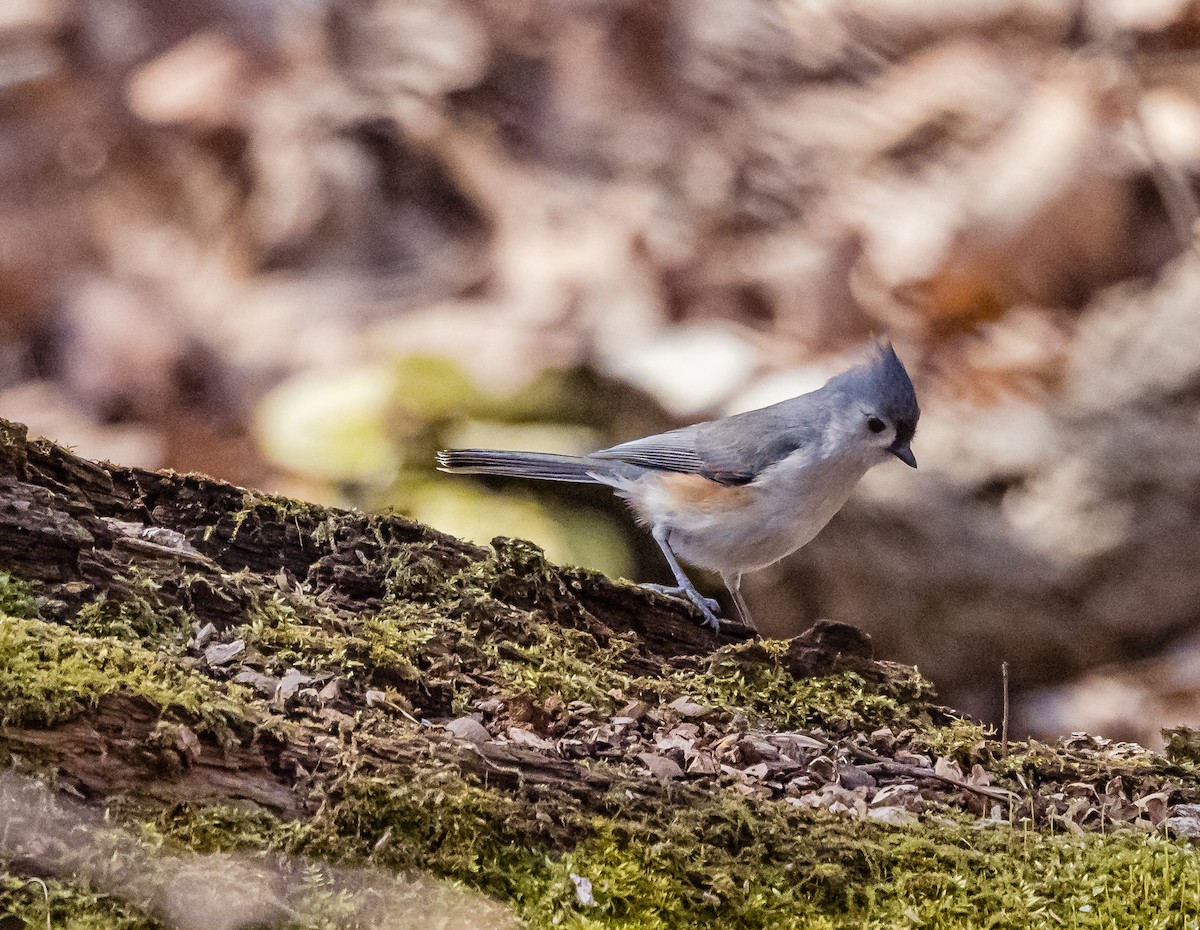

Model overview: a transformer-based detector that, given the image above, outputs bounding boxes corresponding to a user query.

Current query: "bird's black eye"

[866,417,886,434]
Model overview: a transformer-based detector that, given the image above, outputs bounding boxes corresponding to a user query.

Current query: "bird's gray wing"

[591,393,829,487]
[590,425,707,473]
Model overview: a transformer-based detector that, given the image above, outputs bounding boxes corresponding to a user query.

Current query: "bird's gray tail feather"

[436,449,605,483]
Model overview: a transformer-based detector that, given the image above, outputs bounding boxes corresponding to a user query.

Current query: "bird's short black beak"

[890,442,917,468]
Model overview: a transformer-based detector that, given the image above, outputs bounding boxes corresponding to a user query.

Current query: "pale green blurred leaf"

[256,366,403,482]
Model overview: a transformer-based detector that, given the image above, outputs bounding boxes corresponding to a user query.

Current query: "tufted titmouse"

[437,341,919,631]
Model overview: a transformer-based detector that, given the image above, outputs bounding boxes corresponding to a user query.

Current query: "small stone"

[785,776,815,795]
[771,733,826,752]
[711,733,741,758]
[619,700,652,720]
[570,873,594,907]
[233,670,281,697]
[871,784,923,811]
[868,806,919,826]
[895,750,932,768]
[174,724,201,763]
[668,698,713,718]
[445,716,491,744]
[799,784,868,818]
[191,622,217,649]
[319,707,356,732]
[365,689,388,708]
[837,764,877,791]
[808,756,836,781]
[204,639,245,667]
[655,734,694,753]
[1167,815,1200,837]
[1135,791,1171,825]
[317,679,341,703]
[739,736,781,764]
[103,519,145,537]
[967,764,993,787]
[934,757,965,782]
[869,728,896,751]
[274,668,314,703]
[143,527,189,550]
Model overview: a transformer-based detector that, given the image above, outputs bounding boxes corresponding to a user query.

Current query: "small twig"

[1089,10,1200,254]
[1125,93,1200,252]
[850,745,1015,802]
[28,877,50,930]
[1001,661,1010,756]
[470,745,527,786]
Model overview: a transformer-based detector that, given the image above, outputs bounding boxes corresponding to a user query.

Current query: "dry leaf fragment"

[871,784,923,811]
[175,724,201,764]
[1134,791,1172,825]
[933,757,965,783]
[638,753,684,781]
[507,728,554,751]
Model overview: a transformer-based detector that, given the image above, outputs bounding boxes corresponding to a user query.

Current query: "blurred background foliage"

[4,0,1200,743]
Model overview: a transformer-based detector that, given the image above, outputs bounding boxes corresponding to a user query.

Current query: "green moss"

[1164,726,1200,765]
[489,623,635,713]
[0,573,40,620]
[241,591,361,675]
[383,542,462,602]
[232,537,645,718]
[70,591,186,644]
[0,614,251,738]
[139,802,301,856]
[663,641,933,734]
[911,717,992,765]
[234,539,938,738]
[0,873,161,930]
[229,489,330,544]
[304,768,561,906]
[142,767,1200,930]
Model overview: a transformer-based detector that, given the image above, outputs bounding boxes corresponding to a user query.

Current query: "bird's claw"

[640,584,722,630]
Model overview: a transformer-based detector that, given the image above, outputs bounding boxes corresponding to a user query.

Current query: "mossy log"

[3,416,1200,929]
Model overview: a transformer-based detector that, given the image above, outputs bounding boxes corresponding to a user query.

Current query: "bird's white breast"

[619,452,872,576]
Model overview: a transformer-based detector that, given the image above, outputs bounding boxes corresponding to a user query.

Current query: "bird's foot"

[639,584,722,630]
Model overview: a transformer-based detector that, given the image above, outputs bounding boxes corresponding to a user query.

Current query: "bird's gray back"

[591,390,832,486]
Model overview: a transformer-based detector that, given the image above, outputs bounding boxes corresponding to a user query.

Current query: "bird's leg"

[643,526,722,630]
[723,573,756,630]
[641,583,722,614]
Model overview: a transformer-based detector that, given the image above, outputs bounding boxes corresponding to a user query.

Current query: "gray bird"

[437,341,919,630]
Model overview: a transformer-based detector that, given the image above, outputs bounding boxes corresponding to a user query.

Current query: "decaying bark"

[0,414,780,810]
[4,415,1200,930]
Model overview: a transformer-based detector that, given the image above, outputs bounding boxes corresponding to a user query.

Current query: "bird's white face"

[858,408,900,460]
[823,404,889,461]
[826,401,915,469]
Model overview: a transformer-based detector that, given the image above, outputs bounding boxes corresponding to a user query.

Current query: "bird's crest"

[830,339,920,444]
